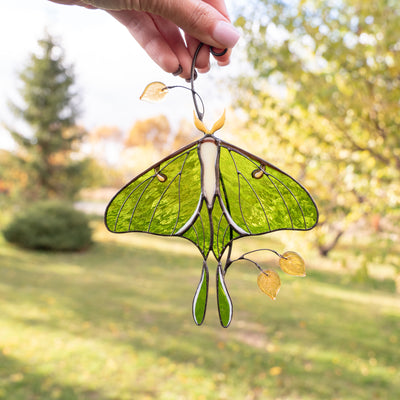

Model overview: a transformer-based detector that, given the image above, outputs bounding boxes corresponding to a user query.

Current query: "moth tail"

[192,260,209,325]
[216,262,233,328]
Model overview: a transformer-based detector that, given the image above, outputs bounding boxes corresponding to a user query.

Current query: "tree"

[6,33,91,200]
[85,125,124,166]
[234,0,400,256]
[126,115,171,153]
[125,115,196,154]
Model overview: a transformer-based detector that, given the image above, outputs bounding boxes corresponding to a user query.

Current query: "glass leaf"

[257,270,281,300]
[140,82,168,103]
[279,251,306,276]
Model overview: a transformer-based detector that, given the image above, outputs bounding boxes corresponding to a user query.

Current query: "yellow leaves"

[254,250,306,300]
[140,82,168,103]
[279,251,306,276]
[269,366,282,376]
[235,15,246,28]
[126,115,171,152]
[257,270,281,300]
[9,373,24,383]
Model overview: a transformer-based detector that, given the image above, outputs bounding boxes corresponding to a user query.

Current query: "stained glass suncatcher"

[105,45,318,327]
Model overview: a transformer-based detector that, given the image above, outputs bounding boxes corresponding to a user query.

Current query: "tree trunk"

[318,230,345,257]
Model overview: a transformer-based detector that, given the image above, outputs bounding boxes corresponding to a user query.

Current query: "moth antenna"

[193,110,209,134]
[193,109,226,135]
[209,109,226,135]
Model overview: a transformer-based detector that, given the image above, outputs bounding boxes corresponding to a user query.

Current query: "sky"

[0,0,237,151]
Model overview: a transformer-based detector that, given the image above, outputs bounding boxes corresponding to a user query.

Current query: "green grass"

[0,220,399,400]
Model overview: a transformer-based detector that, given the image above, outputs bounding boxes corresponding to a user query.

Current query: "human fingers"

[202,0,229,20]
[201,0,234,65]
[48,0,95,7]
[108,10,184,75]
[141,0,240,50]
[185,35,210,73]
[50,0,238,74]
[52,0,241,50]
[185,35,232,73]
[150,15,193,79]
[212,47,232,66]
[181,1,234,68]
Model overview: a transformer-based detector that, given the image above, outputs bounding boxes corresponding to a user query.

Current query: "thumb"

[143,0,240,49]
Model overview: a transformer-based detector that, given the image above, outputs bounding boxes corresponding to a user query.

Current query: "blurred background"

[0,0,399,399]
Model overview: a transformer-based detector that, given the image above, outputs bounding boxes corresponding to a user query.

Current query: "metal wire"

[190,43,228,121]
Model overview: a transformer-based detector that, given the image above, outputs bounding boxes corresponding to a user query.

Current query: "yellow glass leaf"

[140,82,168,103]
[257,270,281,300]
[279,251,306,276]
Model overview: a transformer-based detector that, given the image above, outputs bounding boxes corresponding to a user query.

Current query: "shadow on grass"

[1,232,400,399]
[0,353,106,400]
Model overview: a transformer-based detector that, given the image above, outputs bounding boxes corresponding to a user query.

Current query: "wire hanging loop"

[190,44,228,122]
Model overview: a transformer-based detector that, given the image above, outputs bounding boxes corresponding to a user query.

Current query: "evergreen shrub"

[3,201,92,251]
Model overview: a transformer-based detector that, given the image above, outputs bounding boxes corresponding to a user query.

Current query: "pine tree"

[7,33,91,200]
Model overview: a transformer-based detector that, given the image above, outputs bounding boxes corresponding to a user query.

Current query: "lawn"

[0,219,399,400]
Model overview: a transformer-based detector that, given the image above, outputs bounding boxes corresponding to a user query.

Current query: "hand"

[49,0,240,79]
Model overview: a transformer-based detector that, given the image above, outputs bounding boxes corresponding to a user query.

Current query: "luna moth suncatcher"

[105,45,318,327]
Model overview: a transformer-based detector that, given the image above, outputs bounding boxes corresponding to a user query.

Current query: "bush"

[3,201,92,251]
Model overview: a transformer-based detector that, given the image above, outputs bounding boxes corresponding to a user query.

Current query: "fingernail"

[217,59,230,67]
[172,65,183,76]
[212,21,240,48]
[197,65,210,74]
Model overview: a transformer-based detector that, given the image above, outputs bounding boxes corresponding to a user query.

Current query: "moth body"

[199,137,218,208]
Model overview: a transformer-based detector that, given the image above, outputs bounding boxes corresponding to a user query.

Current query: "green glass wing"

[181,199,211,258]
[105,140,209,256]
[213,140,319,258]
[211,195,241,259]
